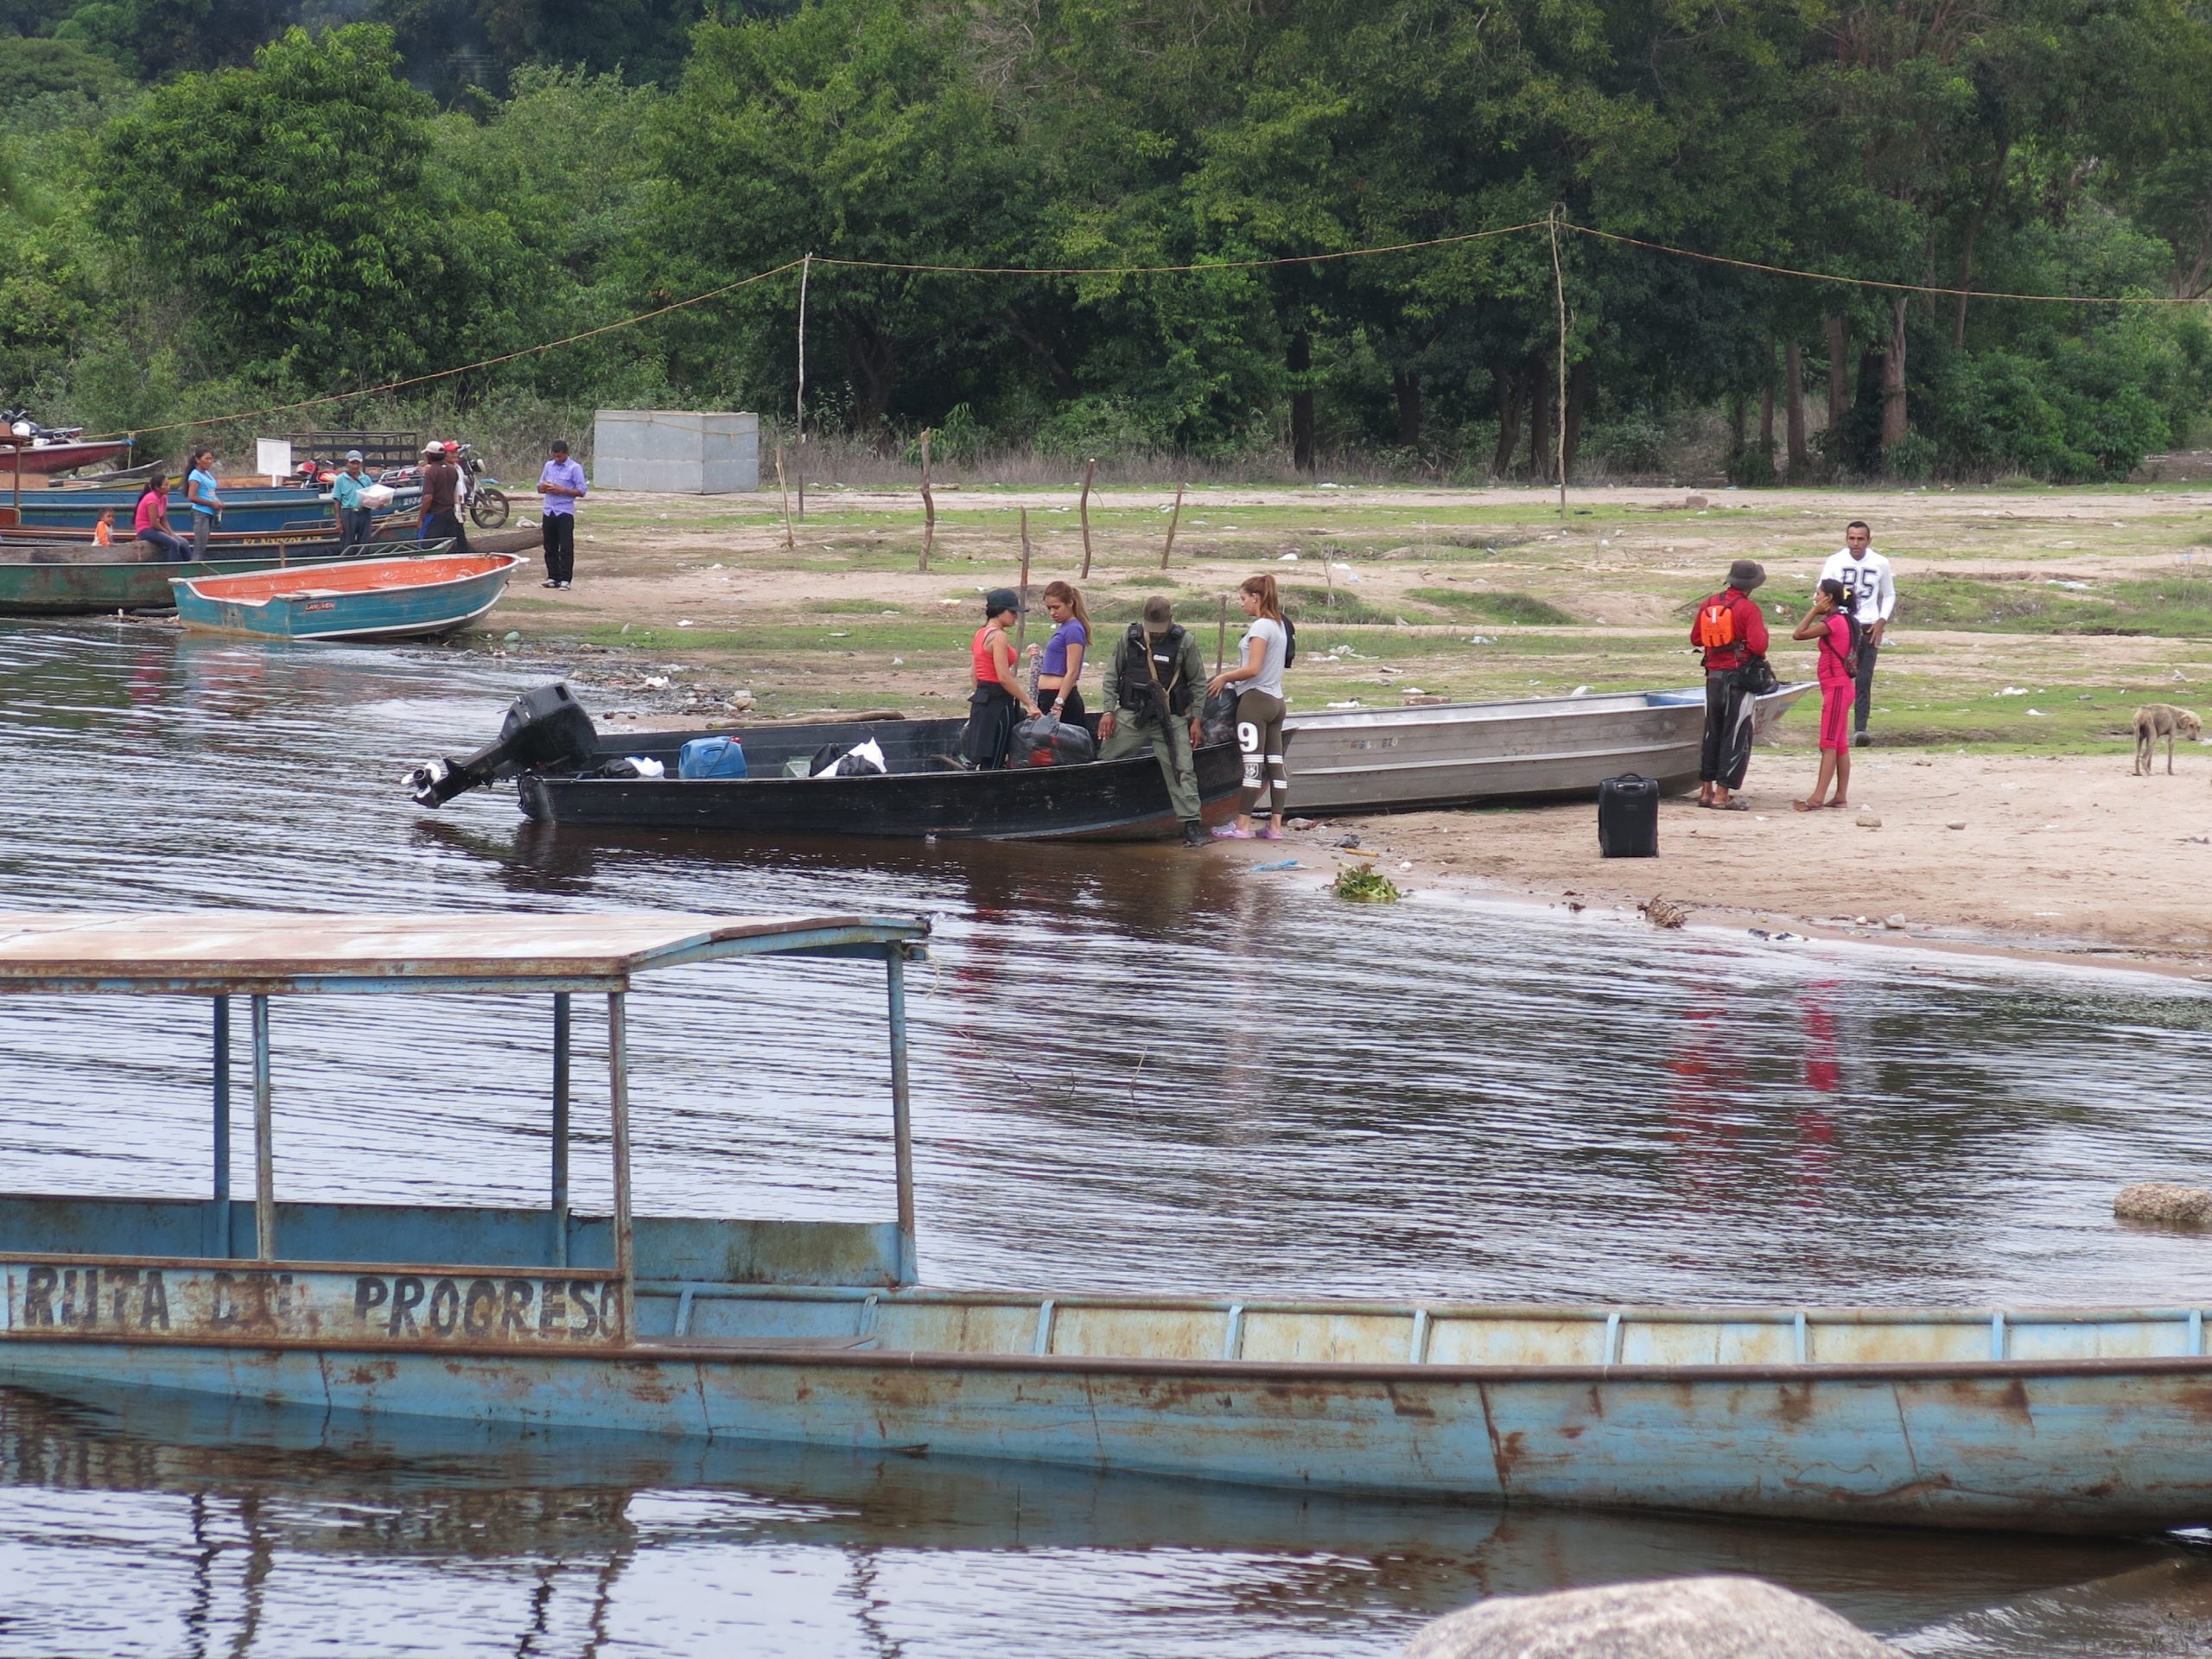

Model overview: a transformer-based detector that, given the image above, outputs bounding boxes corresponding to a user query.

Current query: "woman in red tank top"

[958,588,1039,770]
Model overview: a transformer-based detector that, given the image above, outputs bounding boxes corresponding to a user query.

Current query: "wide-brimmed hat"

[1727,559,1766,593]
[1141,595,1175,633]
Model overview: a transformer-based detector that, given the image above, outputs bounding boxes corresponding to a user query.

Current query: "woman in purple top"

[1028,580,1090,724]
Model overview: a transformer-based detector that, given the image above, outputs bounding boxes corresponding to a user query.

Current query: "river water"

[3,622,2211,1657]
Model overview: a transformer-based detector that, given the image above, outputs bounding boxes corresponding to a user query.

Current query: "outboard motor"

[406,682,599,808]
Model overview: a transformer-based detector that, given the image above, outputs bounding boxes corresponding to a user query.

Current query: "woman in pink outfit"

[1791,578,1859,811]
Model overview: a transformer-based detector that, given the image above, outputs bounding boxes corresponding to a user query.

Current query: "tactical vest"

[1119,623,1193,717]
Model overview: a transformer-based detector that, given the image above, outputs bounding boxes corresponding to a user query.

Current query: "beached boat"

[169,550,524,642]
[0,528,537,616]
[0,438,133,476]
[2,908,2211,1535]
[518,715,1243,842]
[1281,684,1812,814]
[0,487,419,538]
[408,692,1246,842]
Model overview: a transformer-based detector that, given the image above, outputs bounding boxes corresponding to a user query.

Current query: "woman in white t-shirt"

[1205,574,1291,840]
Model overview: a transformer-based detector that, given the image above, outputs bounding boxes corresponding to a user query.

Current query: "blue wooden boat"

[168,550,524,640]
[1,484,421,536]
[2,909,2210,1535]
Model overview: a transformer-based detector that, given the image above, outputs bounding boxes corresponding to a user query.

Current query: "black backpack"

[1283,615,1297,668]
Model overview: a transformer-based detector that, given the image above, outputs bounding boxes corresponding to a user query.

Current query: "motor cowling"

[406,682,599,807]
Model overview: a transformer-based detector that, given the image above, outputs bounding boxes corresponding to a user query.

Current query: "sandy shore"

[1241,751,2212,969]
[483,482,2212,973]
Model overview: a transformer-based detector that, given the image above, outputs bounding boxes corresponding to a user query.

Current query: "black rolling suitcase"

[1598,772,1660,857]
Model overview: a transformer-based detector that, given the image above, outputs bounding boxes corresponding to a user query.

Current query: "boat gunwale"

[9,1325,2212,1388]
[1281,682,1815,730]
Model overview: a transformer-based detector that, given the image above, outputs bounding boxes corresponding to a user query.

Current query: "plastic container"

[677,735,748,779]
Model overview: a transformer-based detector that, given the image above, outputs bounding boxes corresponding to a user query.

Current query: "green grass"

[1407,587,1580,626]
[1278,585,1403,626]
[1896,575,2212,636]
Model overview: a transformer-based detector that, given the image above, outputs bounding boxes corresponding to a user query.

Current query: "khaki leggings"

[1236,689,1288,813]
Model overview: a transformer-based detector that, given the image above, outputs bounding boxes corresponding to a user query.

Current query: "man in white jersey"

[1819,520,1894,747]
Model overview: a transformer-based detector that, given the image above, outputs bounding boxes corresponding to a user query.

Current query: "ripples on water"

[2,622,2210,1656]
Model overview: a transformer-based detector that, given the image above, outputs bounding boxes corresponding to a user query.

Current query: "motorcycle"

[2,408,86,442]
[452,443,510,530]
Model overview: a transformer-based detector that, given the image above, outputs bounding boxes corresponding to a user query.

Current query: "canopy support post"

[550,991,570,1268]
[206,996,231,1258]
[608,990,632,1343]
[887,950,916,1283]
[251,994,274,1262]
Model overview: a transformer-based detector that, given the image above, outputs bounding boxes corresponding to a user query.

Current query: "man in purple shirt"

[537,440,588,589]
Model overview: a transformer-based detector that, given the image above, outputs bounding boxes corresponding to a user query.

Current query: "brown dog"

[2133,702,2203,775]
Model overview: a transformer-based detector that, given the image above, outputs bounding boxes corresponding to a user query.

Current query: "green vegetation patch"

[1407,587,1580,626]
[1897,575,2212,636]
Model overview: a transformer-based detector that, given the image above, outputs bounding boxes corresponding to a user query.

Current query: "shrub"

[1884,431,1940,482]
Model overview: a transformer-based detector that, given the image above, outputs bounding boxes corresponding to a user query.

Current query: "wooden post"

[1077,457,1096,579]
[1215,592,1230,673]
[1015,505,1033,654]
[795,253,810,524]
[918,429,935,573]
[1160,482,1184,570]
[1548,207,1569,521]
[773,443,795,551]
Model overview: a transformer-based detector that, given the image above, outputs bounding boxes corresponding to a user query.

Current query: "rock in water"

[1399,1576,1904,1659]
[2115,1182,2212,1227]
[1640,896,1690,929]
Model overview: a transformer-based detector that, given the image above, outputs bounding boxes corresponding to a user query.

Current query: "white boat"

[1281,683,1813,814]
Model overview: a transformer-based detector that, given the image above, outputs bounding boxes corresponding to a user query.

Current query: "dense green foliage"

[9,0,2212,478]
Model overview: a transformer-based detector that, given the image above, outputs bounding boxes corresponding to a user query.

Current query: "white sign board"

[255,438,292,485]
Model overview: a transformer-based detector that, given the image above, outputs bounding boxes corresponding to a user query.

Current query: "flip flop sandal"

[1718,799,1750,811]
[1824,801,1853,810]
[1793,800,1818,812]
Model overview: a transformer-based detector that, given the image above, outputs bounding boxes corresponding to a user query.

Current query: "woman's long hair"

[1042,579,1090,634]
[1240,572,1283,620]
[1817,576,1857,613]
[138,474,166,500]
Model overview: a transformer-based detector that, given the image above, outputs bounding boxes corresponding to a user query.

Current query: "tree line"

[7,0,2212,482]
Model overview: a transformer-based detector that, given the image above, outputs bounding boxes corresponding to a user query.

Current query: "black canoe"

[515,715,1245,842]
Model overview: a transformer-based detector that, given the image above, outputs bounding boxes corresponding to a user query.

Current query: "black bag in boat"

[1198,686,1238,747]
[1598,772,1661,858]
[1010,714,1096,768]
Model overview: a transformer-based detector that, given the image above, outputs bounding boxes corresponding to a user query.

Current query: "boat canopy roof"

[0,911,929,995]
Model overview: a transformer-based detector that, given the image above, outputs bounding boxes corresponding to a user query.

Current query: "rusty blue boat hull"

[4,1209,2212,1533]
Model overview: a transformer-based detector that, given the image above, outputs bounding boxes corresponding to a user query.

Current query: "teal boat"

[1,483,421,537]
[169,550,524,641]
[0,528,535,615]
[3,909,2211,1535]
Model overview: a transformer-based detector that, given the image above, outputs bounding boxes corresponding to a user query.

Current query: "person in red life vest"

[958,588,1040,769]
[1689,559,1770,811]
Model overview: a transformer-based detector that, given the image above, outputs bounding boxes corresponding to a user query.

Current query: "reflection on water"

[0,1383,2183,1659]
[3,622,2211,1656]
